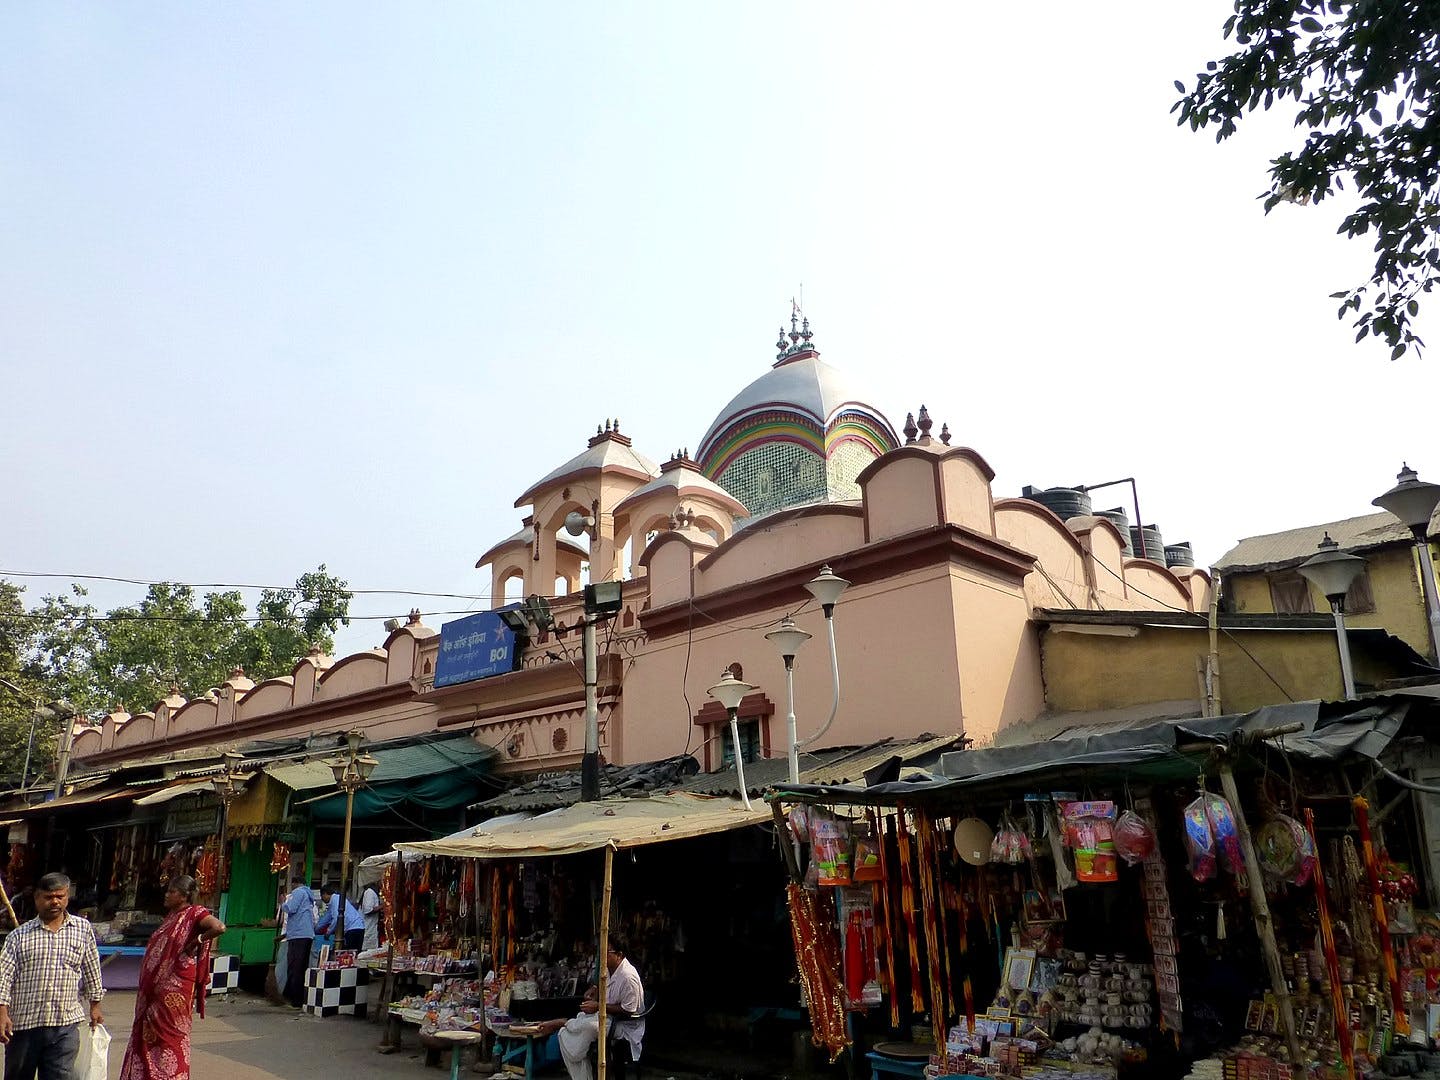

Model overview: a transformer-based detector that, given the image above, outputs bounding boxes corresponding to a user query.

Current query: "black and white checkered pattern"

[207,954,239,997]
[303,965,369,1017]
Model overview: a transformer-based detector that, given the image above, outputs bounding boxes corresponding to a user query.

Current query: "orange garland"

[786,882,850,1062]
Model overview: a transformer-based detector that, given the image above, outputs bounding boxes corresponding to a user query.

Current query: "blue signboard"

[433,609,523,688]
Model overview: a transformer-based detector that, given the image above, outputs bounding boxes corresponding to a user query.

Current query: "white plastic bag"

[73,1023,110,1080]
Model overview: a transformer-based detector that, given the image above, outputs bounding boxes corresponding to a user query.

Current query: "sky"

[3,2,1438,660]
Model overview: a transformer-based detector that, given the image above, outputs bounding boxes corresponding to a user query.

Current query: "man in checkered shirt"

[0,872,104,1080]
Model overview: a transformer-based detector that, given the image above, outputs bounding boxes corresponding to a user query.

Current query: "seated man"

[537,936,645,1080]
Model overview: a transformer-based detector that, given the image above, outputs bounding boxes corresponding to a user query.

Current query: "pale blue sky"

[3,3,1437,656]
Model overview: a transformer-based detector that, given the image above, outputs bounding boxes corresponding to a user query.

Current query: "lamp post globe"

[707,670,759,810]
[1298,534,1367,699]
[1373,463,1440,664]
[765,618,812,784]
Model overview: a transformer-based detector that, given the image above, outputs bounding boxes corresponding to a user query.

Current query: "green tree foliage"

[1176,1,1440,359]
[0,568,352,781]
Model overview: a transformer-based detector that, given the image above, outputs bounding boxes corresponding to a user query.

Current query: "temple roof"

[514,422,659,508]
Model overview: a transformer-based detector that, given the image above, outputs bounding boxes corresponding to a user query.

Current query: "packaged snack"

[851,818,883,883]
[1060,800,1118,883]
[810,811,853,886]
[1114,810,1156,865]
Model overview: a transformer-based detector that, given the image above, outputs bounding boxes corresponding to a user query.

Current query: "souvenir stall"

[768,695,1440,1080]
[390,792,770,1076]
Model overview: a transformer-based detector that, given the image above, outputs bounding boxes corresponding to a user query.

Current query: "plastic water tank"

[1020,485,1093,521]
[1164,542,1195,568]
[1129,525,1166,562]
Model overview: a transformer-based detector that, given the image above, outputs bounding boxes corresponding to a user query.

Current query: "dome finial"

[775,326,787,358]
[939,422,951,446]
[917,405,933,442]
[902,412,919,445]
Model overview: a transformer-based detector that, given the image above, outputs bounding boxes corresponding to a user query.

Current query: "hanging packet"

[1059,800,1118,883]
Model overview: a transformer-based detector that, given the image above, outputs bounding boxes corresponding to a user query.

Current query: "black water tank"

[1165,542,1195,568]
[1096,507,1132,554]
[1129,525,1165,562]
[1020,485,1093,521]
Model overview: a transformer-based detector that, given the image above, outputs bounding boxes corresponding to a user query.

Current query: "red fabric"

[118,904,212,1080]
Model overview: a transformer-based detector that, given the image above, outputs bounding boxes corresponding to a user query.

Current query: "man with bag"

[0,871,105,1080]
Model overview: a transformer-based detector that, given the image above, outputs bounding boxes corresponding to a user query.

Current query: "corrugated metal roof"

[472,755,700,813]
[684,733,963,797]
[1216,508,1439,573]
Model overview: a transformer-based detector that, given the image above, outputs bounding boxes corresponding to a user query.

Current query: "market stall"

[768,694,1440,1080]
[389,792,771,1075]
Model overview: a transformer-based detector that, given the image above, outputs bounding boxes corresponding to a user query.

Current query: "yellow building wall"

[1040,626,1363,714]
[1225,544,1433,656]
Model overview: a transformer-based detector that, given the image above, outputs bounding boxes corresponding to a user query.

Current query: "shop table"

[97,945,147,990]
[487,1022,553,1080]
[867,1042,932,1080]
[430,1029,487,1080]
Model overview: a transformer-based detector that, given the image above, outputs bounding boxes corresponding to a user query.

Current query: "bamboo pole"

[0,871,19,929]
[1217,758,1301,1063]
[597,845,614,1080]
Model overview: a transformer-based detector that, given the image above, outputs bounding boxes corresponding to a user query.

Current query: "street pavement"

[97,990,444,1079]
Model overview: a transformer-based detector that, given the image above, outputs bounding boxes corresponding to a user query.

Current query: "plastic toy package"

[1113,810,1156,865]
[1059,800,1118,883]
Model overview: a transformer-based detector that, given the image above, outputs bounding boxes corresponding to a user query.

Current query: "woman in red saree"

[118,875,226,1080]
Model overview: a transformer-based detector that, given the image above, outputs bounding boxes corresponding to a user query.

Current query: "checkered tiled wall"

[303,966,369,1018]
[207,954,239,998]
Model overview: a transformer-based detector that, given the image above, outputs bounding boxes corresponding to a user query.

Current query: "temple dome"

[695,318,898,518]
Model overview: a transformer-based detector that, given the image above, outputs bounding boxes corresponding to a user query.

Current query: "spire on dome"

[773,303,820,366]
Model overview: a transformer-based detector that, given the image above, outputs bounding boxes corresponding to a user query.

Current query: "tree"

[0,581,62,785]
[3,565,353,740]
[1176,1,1440,359]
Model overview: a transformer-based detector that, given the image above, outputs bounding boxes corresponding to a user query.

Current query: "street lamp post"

[1298,534,1368,699]
[706,670,758,810]
[764,617,812,785]
[795,565,849,752]
[211,750,246,910]
[328,731,378,947]
[0,678,67,796]
[579,582,624,802]
[1373,463,1440,665]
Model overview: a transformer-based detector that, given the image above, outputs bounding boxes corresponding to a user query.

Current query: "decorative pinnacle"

[801,316,812,344]
[917,405,933,439]
[939,423,951,446]
[902,412,918,445]
[776,326,787,357]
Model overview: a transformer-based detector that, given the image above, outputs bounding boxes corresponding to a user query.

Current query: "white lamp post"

[764,616,812,784]
[1373,463,1440,665]
[1297,534,1367,699]
[706,670,757,810]
[795,565,849,754]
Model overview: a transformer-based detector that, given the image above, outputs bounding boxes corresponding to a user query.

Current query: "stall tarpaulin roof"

[393,792,769,859]
[767,695,1428,806]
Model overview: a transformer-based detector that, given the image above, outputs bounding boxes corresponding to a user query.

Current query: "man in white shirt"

[359,885,382,951]
[538,936,645,1080]
[0,872,105,1080]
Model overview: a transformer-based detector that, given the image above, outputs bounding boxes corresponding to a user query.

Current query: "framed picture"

[986,1006,1013,1021]
[1022,888,1066,926]
[1003,948,1037,992]
[1029,958,1061,994]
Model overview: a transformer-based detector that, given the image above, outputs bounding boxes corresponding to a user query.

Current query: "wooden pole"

[0,870,20,929]
[596,845,614,1080]
[1217,757,1301,1063]
[770,800,801,881]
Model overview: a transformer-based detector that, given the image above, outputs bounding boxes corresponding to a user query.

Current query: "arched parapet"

[316,650,388,699]
[291,647,332,707]
[167,698,219,739]
[112,713,155,750]
[1175,566,1213,612]
[695,503,865,595]
[383,615,439,683]
[100,710,129,751]
[994,498,1090,610]
[1122,558,1194,610]
[858,444,998,544]
[1067,515,1129,607]
[235,678,294,722]
[70,726,101,761]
